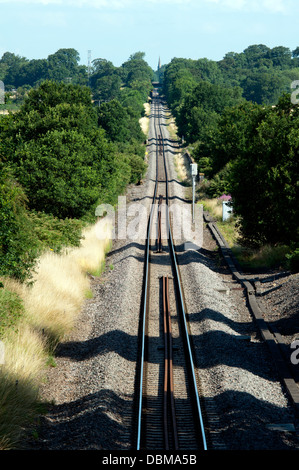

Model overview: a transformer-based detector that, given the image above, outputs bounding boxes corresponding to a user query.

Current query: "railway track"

[135,92,207,451]
[204,211,299,418]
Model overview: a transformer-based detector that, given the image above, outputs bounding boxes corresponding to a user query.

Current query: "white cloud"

[204,0,289,13]
[0,0,125,5]
[0,0,143,5]
[0,0,291,12]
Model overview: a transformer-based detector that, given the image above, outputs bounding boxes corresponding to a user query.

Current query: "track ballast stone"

[26,102,299,451]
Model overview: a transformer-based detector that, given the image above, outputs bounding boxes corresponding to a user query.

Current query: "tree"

[94,75,121,102]
[121,52,153,87]
[18,59,49,87]
[97,99,143,143]
[3,82,131,218]
[228,95,299,246]
[242,44,271,67]
[47,48,81,82]
[0,52,28,87]
[13,128,111,218]
[20,80,93,116]
[292,47,299,58]
[0,165,37,280]
[241,71,286,105]
[89,58,118,95]
[119,89,144,117]
[269,46,292,68]
[174,81,243,143]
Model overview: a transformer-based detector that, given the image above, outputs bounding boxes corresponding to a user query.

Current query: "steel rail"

[157,195,163,252]
[163,275,179,450]
[136,94,208,450]
[136,96,159,451]
[163,275,170,450]
[158,101,208,452]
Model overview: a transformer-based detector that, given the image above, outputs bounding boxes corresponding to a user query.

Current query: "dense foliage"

[226,96,298,248]
[0,48,153,107]
[0,52,152,280]
[163,44,299,107]
[0,48,86,89]
[162,45,299,258]
[1,44,298,274]
[0,164,37,280]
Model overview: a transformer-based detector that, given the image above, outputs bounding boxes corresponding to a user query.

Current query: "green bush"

[0,287,24,338]
[28,211,84,254]
[0,166,38,281]
[13,128,109,219]
[286,248,299,273]
[205,164,232,198]
[128,154,146,184]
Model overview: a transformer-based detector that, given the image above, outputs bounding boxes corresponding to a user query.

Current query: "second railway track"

[135,92,207,451]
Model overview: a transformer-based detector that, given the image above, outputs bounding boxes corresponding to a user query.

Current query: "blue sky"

[0,0,298,70]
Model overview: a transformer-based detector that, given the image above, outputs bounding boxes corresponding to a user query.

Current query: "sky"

[0,0,298,70]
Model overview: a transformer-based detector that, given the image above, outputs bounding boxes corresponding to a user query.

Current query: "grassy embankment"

[199,197,290,271]
[165,111,192,184]
[0,98,151,450]
[0,218,112,449]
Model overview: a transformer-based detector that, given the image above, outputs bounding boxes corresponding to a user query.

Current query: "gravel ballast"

[26,101,299,451]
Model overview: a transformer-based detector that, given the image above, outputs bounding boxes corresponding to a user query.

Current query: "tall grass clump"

[200,197,293,271]
[234,244,291,271]
[0,219,112,449]
[69,219,112,277]
[21,218,112,345]
[199,197,223,221]
[0,323,47,449]
[21,252,91,345]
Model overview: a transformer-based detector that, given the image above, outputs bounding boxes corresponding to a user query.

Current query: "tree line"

[1,44,298,277]
[0,49,153,103]
[162,44,299,269]
[0,52,153,281]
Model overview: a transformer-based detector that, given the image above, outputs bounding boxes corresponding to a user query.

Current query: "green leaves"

[228,97,299,246]
[0,53,151,281]
[97,99,144,144]
[164,53,299,248]
[0,165,37,281]
[2,81,132,220]
[14,129,104,218]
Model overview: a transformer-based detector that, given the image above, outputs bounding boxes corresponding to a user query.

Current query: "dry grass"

[23,253,90,342]
[166,114,178,140]
[69,220,111,276]
[175,151,192,183]
[200,198,289,270]
[139,103,150,137]
[165,114,192,185]
[0,219,112,448]
[5,219,111,343]
[200,198,223,220]
[0,323,47,449]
